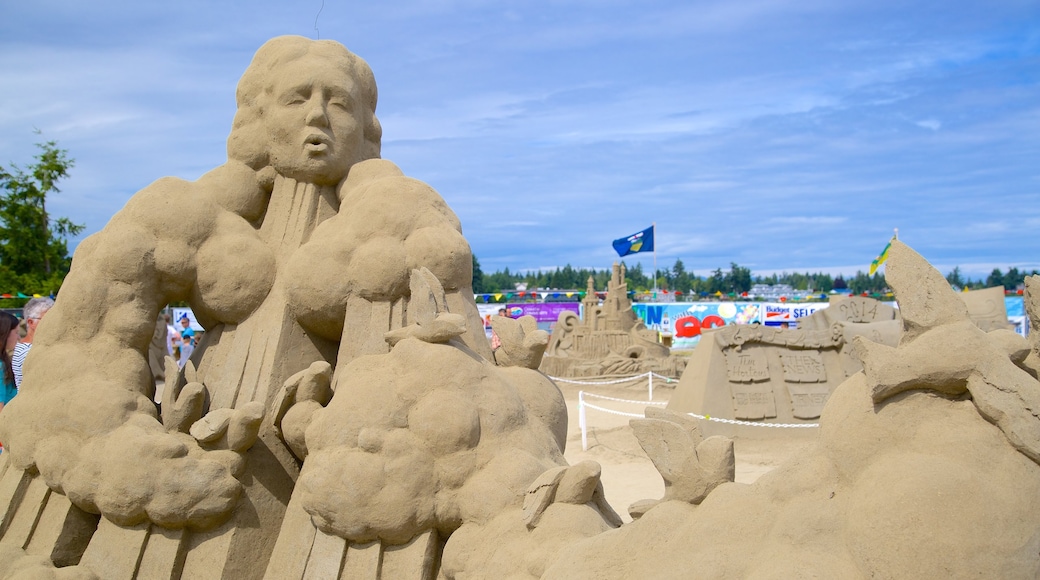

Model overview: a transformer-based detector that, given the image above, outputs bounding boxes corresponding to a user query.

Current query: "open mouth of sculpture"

[305,135,330,153]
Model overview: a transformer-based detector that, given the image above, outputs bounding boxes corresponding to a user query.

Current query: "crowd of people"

[162,312,198,369]
[0,297,55,424]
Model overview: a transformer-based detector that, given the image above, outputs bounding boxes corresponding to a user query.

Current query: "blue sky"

[2,1,1038,281]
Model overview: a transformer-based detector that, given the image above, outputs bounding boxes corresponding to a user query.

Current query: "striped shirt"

[12,342,30,389]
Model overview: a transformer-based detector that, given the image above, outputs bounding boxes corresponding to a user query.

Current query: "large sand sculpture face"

[228,37,381,183]
[263,58,365,185]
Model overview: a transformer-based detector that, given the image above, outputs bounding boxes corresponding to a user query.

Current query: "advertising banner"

[505,303,580,322]
[758,303,829,326]
[632,302,763,349]
[476,303,582,336]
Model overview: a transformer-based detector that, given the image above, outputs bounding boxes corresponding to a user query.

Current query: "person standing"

[12,297,53,389]
[164,313,180,357]
[490,307,507,352]
[178,313,196,347]
[0,312,20,412]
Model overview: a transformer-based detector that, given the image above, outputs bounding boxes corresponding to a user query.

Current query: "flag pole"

[652,222,658,297]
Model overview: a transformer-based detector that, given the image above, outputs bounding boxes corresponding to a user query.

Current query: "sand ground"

[558,378,817,522]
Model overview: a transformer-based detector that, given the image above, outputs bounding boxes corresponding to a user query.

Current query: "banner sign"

[477,296,1027,344]
[505,303,580,322]
[475,303,581,337]
[759,303,829,326]
[632,303,764,349]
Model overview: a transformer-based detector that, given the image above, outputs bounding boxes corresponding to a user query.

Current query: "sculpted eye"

[282,88,310,106]
[329,98,352,111]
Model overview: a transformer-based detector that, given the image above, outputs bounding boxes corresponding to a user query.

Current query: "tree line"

[474,256,1035,297]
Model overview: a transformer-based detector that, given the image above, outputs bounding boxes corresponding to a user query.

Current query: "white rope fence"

[577,389,819,451]
[548,371,677,401]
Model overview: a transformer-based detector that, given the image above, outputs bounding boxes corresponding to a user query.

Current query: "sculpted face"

[264,56,365,185]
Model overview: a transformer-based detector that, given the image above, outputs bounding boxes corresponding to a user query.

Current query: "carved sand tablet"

[729,382,777,420]
[725,348,769,383]
[779,351,826,383]
[786,383,831,419]
[725,348,776,419]
[834,296,883,322]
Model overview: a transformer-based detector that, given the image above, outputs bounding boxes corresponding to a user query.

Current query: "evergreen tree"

[725,262,752,293]
[471,254,486,293]
[986,268,1004,289]
[946,266,965,289]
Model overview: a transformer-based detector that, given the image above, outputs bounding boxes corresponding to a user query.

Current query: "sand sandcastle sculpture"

[0,36,620,579]
[669,287,1018,429]
[668,296,901,428]
[540,262,685,378]
[0,37,1038,580]
[543,240,1040,578]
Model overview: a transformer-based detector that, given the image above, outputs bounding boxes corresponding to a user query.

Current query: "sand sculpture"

[543,240,1040,578]
[667,296,901,429]
[0,36,619,579]
[540,262,685,378]
[0,35,1038,580]
[669,287,1020,431]
[960,284,1015,332]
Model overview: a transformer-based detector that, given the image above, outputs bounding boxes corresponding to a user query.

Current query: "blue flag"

[612,226,654,257]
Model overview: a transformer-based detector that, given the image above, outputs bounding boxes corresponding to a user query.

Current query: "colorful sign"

[760,303,829,327]
[632,303,764,349]
[476,302,582,336]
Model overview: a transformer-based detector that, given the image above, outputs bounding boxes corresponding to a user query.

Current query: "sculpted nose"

[305,99,329,128]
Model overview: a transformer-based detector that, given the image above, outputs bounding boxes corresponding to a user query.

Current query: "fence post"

[648,372,653,401]
[579,390,588,451]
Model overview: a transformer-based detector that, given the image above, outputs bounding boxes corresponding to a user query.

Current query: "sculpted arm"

[0,162,272,529]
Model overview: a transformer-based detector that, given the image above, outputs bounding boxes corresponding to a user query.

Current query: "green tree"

[0,139,83,294]
[671,259,692,293]
[985,268,1004,289]
[471,254,486,293]
[724,262,752,294]
[707,268,725,294]
[946,266,965,289]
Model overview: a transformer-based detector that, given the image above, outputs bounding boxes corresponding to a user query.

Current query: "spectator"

[164,313,180,356]
[178,334,195,369]
[490,307,507,351]
[12,297,54,389]
[0,312,20,411]
[178,314,196,347]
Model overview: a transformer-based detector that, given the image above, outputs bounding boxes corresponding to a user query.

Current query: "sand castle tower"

[540,263,685,378]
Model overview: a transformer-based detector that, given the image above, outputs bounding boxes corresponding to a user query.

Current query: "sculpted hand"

[274,360,333,461]
[162,357,265,475]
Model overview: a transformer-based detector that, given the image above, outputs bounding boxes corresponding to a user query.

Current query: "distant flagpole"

[652,222,658,296]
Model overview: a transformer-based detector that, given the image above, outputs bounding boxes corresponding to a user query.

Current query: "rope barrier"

[577,389,819,451]
[683,414,820,429]
[548,373,653,386]
[549,371,666,401]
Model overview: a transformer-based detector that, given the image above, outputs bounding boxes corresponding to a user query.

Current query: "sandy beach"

[558,377,817,522]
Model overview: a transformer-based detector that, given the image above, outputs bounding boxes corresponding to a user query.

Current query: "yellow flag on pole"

[869,237,895,275]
